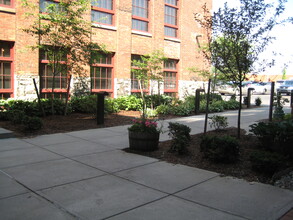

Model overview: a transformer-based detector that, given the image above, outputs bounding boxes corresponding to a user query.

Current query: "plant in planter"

[128,117,162,151]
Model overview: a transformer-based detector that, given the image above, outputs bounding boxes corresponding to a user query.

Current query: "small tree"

[23,0,105,115]
[195,0,287,138]
[131,50,167,115]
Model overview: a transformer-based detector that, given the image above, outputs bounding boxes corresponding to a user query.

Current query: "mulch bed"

[125,128,290,185]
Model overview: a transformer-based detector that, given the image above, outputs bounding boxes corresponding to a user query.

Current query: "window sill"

[92,23,117,31]
[0,6,16,14]
[131,30,152,37]
[164,37,181,43]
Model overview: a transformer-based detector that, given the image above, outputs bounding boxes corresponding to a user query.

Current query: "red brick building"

[0,0,212,100]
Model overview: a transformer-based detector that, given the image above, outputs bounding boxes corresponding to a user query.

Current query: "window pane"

[164,60,176,69]
[165,6,177,25]
[132,19,148,31]
[165,0,177,6]
[91,10,113,25]
[164,26,177,37]
[3,63,11,75]
[0,0,11,6]
[92,0,113,10]
[0,43,11,57]
[132,0,148,18]
[40,0,59,12]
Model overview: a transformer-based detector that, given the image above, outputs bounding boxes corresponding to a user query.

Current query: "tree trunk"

[237,84,242,139]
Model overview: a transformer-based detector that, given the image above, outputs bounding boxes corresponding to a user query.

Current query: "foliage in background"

[195,0,288,138]
[22,0,105,115]
[255,97,262,106]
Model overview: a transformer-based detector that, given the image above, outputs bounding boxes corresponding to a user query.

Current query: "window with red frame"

[91,0,114,25]
[131,55,147,92]
[132,0,149,32]
[164,0,178,38]
[91,53,113,93]
[39,48,68,98]
[0,41,14,100]
[0,0,14,7]
[163,59,177,95]
[39,0,59,12]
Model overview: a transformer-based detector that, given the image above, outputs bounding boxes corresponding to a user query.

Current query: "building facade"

[0,0,212,100]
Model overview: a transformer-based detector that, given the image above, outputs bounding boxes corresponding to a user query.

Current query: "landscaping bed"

[126,127,293,190]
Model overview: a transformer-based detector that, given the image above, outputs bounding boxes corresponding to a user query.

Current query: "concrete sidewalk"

[0,107,292,220]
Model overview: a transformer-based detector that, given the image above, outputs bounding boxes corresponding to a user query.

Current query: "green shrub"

[200,93,223,101]
[222,99,239,110]
[144,94,173,108]
[168,122,191,154]
[115,95,142,111]
[209,101,224,112]
[249,121,293,156]
[156,104,171,115]
[9,110,26,124]
[208,115,228,130]
[255,97,262,106]
[105,98,119,113]
[171,103,193,116]
[200,135,240,163]
[23,116,43,131]
[249,150,288,175]
[70,95,96,113]
[0,111,10,121]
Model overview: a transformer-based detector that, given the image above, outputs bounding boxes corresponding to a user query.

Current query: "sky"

[212,0,293,78]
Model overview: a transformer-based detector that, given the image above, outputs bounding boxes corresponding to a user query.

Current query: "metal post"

[247,88,254,108]
[195,89,204,114]
[269,82,275,122]
[204,79,211,134]
[97,92,107,125]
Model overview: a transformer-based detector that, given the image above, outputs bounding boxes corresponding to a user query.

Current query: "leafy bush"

[70,95,96,113]
[208,115,228,130]
[200,135,240,163]
[23,116,43,131]
[171,103,193,116]
[115,95,142,111]
[0,111,9,121]
[249,121,293,156]
[200,93,223,101]
[168,122,191,154]
[105,98,119,113]
[144,95,173,108]
[255,97,262,106]
[209,101,224,112]
[222,99,239,110]
[10,110,26,124]
[249,150,288,175]
[156,104,171,115]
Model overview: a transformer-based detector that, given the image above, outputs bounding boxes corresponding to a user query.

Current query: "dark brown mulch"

[0,111,178,138]
[125,128,283,185]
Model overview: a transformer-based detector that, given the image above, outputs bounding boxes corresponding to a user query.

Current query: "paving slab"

[67,128,121,140]
[3,158,105,190]
[91,134,129,149]
[109,196,246,220]
[40,175,166,220]
[42,140,114,157]
[116,161,218,193]
[73,150,158,173]
[176,176,293,220]
[0,127,14,139]
[24,133,81,146]
[0,147,63,169]
[0,193,76,220]
[0,138,35,152]
[103,125,130,135]
[0,171,29,199]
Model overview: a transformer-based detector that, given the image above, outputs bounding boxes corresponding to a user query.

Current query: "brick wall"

[0,0,212,99]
